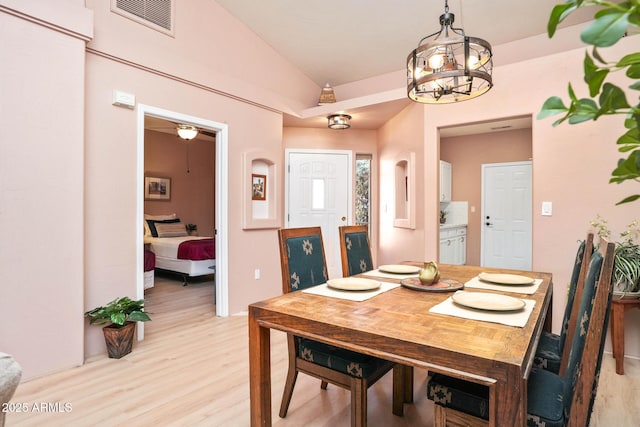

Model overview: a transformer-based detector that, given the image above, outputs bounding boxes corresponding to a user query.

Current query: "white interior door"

[481,161,532,270]
[286,150,351,279]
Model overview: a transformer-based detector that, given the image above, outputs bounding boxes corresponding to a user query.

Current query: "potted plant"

[590,216,640,298]
[439,210,447,224]
[186,223,198,236]
[85,297,151,359]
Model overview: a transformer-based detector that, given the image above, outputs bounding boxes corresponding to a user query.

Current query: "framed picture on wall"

[252,174,266,200]
[145,176,171,201]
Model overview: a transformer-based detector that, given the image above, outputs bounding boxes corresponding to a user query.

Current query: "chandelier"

[407,0,493,104]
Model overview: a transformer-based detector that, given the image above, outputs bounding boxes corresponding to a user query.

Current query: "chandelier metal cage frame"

[407,0,493,104]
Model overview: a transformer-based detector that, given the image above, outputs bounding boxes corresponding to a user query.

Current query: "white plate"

[451,291,526,311]
[478,272,535,285]
[378,264,421,274]
[326,278,381,291]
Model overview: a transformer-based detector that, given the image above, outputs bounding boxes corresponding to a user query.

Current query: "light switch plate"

[541,201,553,216]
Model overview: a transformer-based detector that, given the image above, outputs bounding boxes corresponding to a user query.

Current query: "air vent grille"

[112,0,174,35]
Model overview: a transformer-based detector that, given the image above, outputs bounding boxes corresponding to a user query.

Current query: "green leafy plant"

[85,297,151,328]
[186,223,197,232]
[538,0,640,205]
[590,215,640,292]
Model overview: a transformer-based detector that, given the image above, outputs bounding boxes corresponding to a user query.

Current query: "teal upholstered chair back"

[339,225,373,277]
[562,250,603,414]
[560,238,588,347]
[278,227,328,293]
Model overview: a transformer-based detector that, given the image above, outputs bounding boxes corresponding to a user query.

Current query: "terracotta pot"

[102,321,135,359]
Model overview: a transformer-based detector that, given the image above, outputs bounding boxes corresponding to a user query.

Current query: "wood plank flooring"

[6,274,639,426]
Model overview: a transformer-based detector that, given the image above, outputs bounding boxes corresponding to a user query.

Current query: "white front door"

[481,161,532,270]
[286,150,351,279]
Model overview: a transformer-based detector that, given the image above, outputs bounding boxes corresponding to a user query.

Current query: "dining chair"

[535,233,594,374]
[339,225,374,277]
[277,227,405,426]
[426,238,615,427]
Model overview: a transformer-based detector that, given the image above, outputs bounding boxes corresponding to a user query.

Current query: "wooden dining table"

[248,262,553,426]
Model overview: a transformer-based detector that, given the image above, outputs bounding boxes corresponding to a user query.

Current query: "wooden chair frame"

[277,227,405,426]
[338,225,374,277]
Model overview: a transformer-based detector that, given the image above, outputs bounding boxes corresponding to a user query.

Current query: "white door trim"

[136,105,229,339]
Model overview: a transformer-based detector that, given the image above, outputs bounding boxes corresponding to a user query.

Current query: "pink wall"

[0,1,92,379]
[441,129,533,265]
[144,130,215,235]
[3,1,639,382]
[379,36,640,358]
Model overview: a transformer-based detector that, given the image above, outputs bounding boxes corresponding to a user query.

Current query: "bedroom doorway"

[137,105,228,340]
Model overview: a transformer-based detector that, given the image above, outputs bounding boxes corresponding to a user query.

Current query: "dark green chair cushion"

[298,337,391,378]
[284,235,327,290]
[427,373,489,419]
[343,231,373,276]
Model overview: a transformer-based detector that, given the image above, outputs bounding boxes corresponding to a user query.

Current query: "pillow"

[144,213,177,236]
[146,218,181,237]
[144,213,176,220]
[155,222,188,238]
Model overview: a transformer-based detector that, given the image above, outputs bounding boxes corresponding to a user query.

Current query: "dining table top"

[248,262,553,427]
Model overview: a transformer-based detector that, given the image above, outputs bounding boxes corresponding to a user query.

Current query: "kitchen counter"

[440,223,467,229]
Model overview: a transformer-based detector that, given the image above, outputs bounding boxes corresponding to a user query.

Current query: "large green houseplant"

[538,0,640,204]
[85,297,151,359]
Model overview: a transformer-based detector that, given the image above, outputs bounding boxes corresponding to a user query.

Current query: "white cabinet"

[439,225,466,265]
[440,160,452,202]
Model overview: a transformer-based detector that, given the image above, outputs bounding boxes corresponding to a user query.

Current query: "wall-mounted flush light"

[177,124,198,140]
[327,114,351,130]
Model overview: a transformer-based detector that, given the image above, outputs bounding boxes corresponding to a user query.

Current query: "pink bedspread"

[177,238,215,261]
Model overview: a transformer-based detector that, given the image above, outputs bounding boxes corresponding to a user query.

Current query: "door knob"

[341,216,346,222]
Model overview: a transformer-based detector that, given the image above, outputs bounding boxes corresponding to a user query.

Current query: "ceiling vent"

[111,0,175,36]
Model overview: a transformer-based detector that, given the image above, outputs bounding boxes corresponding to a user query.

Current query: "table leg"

[611,302,625,375]
[249,309,271,426]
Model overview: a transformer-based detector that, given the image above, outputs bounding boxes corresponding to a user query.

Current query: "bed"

[144,213,216,284]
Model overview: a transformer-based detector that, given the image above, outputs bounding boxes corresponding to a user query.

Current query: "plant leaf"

[627,64,640,79]
[584,52,609,96]
[581,11,629,47]
[537,96,568,119]
[616,194,640,205]
[610,150,640,182]
[568,98,599,123]
[548,2,578,37]
[617,52,640,68]
[598,83,631,116]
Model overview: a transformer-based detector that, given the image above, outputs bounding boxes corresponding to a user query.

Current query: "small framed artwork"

[251,174,266,200]
[144,176,171,201]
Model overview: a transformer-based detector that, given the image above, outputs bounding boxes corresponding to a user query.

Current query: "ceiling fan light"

[177,124,198,140]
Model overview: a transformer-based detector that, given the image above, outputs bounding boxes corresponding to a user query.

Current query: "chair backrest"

[338,225,374,277]
[565,238,615,427]
[559,233,594,374]
[278,227,328,293]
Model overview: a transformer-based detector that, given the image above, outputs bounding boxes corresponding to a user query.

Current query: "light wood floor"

[7,275,640,426]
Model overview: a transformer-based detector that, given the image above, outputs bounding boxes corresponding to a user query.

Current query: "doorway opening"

[136,105,229,339]
[438,115,533,267]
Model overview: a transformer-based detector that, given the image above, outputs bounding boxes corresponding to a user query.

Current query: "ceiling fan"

[144,116,217,141]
